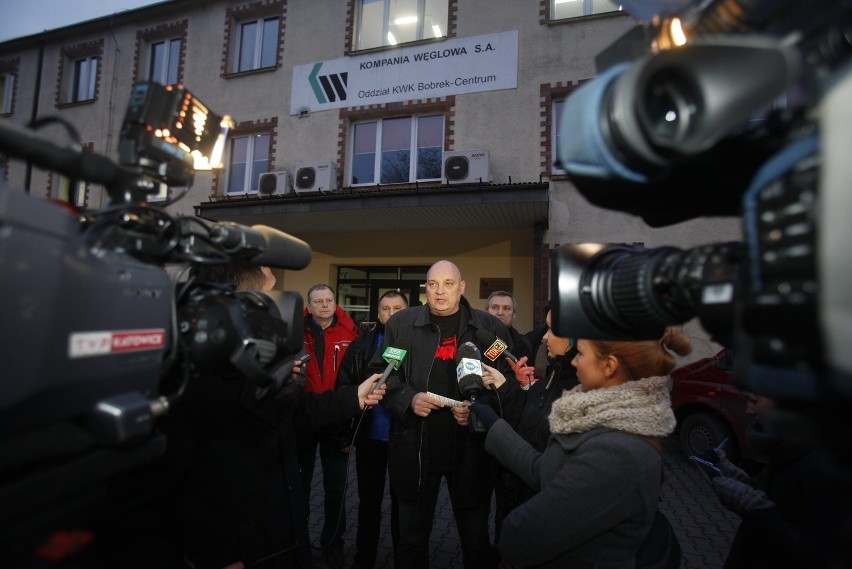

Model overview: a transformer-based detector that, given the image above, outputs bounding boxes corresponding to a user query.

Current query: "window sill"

[546,10,629,26]
[57,99,97,109]
[223,66,278,80]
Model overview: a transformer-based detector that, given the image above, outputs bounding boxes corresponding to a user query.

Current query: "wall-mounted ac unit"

[294,161,338,193]
[442,149,492,184]
[258,170,292,195]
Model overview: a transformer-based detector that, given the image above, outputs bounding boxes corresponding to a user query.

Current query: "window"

[226,133,270,194]
[350,114,443,185]
[70,56,98,102]
[236,17,278,72]
[0,72,13,114]
[551,0,622,20]
[54,175,88,207]
[552,98,566,174]
[355,0,448,50]
[148,38,181,85]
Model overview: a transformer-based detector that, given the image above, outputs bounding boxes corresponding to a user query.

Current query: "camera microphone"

[474,329,519,363]
[208,222,312,270]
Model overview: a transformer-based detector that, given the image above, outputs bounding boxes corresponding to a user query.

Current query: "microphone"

[208,222,312,270]
[455,342,487,433]
[474,329,519,363]
[375,346,407,392]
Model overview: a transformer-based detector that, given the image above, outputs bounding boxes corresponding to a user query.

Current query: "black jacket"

[336,323,384,445]
[163,372,364,569]
[371,297,515,507]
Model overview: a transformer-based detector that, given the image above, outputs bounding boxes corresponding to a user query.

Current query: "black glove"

[469,402,500,431]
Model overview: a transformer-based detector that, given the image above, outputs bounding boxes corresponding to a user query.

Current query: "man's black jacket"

[369,296,515,507]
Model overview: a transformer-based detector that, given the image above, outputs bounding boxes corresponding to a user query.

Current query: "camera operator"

[162,261,386,569]
[706,391,852,569]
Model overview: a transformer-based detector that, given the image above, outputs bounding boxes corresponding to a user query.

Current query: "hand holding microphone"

[456,342,488,433]
[361,346,407,409]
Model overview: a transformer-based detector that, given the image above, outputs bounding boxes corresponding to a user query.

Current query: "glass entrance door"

[337,265,429,330]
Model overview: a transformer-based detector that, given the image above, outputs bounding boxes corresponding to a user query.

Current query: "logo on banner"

[309,63,348,104]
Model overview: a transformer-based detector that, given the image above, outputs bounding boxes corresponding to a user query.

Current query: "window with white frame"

[54,175,88,207]
[350,114,443,185]
[355,0,448,51]
[0,72,13,114]
[552,98,566,174]
[148,38,181,85]
[70,55,98,102]
[226,132,270,194]
[551,0,622,20]
[235,16,278,72]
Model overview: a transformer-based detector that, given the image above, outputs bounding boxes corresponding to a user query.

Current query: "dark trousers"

[297,436,349,550]
[396,470,496,569]
[354,438,398,568]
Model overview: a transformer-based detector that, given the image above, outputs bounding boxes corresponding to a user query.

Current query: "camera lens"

[642,71,699,146]
[552,243,741,340]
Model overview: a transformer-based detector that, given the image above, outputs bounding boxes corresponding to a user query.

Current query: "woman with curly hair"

[472,327,691,568]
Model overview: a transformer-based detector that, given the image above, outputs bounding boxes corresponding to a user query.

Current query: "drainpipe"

[23,39,45,194]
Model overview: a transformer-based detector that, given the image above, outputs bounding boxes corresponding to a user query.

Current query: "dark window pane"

[260,18,278,68]
[354,122,377,153]
[167,39,180,84]
[149,41,164,82]
[380,149,410,183]
[417,147,441,179]
[229,163,246,193]
[239,21,258,71]
[352,152,375,184]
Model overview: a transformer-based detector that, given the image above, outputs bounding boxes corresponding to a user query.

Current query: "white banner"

[290,30,518,115]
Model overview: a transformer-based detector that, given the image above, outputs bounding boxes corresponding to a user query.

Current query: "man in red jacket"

[299,283,360,569]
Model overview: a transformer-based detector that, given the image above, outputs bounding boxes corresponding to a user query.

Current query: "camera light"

[669,18,687,47]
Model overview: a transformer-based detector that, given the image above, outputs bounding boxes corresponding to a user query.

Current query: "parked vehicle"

[670,349,766,464]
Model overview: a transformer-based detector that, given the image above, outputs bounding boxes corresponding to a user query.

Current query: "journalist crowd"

[58,258,842,569]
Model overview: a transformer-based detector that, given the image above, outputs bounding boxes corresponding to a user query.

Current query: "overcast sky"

[0,0,159,43]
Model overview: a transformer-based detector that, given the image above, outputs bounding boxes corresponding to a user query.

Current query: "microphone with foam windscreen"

[455,341,487,433]
[374,346,407,393]
[208,221,312,270]
[475,329,519,363]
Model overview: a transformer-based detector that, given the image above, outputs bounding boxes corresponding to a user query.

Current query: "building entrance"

[336,265,429,330]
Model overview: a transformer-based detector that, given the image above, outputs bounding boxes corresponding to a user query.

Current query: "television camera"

[550,0,852,436]
[0,82,311,553]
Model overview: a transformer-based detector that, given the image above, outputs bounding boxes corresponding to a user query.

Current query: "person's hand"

[703,447,753,484]
[711,476,775,517]
[339,445,353,454]
[507,356,535,388]
[468,401,500,431]
[481,362,508,390]
[452,404,470,427]
[411,392,443,417]
[357,373,386,409]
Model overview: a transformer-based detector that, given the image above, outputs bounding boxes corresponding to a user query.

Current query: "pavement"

[308,436,741,569]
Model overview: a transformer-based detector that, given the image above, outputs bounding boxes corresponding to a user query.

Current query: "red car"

[670,349,766,464]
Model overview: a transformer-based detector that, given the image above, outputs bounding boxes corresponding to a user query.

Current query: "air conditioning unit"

[294,161,338,193]
[442,149,492,184]
[258,170,292,196]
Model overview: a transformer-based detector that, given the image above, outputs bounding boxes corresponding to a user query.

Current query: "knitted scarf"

[548,376,676,437]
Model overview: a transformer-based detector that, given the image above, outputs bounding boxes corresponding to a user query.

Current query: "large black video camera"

[550,0,852,420]
[0,82,311,551]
